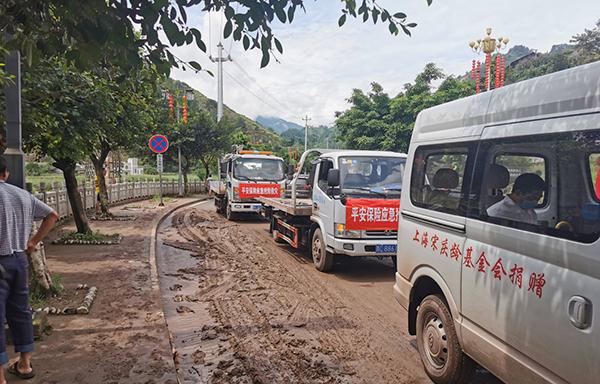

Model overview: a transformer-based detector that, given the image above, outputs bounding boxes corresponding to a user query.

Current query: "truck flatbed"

[257,197,313,216]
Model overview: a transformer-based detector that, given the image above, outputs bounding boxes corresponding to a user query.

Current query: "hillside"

[256,116,303,133]
[165,78,281,145]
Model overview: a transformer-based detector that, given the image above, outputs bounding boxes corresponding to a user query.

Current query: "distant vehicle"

[284,174,311,198]
[259,149,407,272]
[210,149,286,220]
[394,61,600,384]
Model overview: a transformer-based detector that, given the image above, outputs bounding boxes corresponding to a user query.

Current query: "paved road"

[156,200,501,384]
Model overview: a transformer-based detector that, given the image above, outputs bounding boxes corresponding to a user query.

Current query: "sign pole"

[148,134,168,207]
[157,153,164,206]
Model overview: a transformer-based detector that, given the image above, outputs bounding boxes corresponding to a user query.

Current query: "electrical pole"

[3,49,25,189]
[210,42,232,122]
[302,115,311,152]
[176,107,183,197]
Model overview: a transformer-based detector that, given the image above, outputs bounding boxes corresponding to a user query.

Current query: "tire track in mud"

[158,205,362,384]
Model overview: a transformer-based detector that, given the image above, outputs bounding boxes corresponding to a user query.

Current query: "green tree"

[89,65,160,216]
[21,58,118,234]
[335,63,474,152]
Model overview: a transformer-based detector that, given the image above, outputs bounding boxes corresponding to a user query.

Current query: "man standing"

[0,156,58,382]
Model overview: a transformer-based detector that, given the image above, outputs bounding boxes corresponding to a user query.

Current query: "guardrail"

[32,181,206,220]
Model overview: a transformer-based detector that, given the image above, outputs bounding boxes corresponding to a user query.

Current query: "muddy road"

[156,201,500,384]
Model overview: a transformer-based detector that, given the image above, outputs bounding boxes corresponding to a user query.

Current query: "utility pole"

[3,49,25,189]
[302,115,311,152]
[210,42,232,122]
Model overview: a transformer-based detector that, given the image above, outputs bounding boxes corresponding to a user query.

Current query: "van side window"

[410,145,473,215]
[590,153,600,201]
[470,130,600,243]
[495,155,547,207]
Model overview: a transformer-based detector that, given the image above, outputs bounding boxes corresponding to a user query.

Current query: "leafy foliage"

[0,0,429,73]
[335,64,474,152]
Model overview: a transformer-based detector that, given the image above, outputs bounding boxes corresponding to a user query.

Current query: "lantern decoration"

[469,28,509,92]
[168,94,174,119]
[181,95,187,123]
[471,60,477,80]
[485,53,491,92]
[475,61,481,94]
[500,55,506,87]
[495,55,501,89]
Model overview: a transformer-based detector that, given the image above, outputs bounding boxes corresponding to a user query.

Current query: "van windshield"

[339,156,405,197]
[233,158,285,181]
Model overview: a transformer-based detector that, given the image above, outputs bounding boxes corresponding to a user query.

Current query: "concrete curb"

[149,196,210,384]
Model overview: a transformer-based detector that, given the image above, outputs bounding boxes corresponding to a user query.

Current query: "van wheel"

[226,204,236,221]
[311,228,334,272]
[416,294,475,384]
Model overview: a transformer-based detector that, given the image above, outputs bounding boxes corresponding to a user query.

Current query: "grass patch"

[53,231,121,245]
[30,274,64,309]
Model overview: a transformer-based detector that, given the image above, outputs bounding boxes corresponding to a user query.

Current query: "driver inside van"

[487,173,546,225]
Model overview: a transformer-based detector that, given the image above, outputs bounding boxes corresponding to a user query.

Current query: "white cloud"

[170,0,600,126]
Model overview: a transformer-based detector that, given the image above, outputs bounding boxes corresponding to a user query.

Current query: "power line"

[229,59,299,117]
[223,69,300,122]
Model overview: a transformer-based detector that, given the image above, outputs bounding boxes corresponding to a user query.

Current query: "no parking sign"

[149,134,169,154]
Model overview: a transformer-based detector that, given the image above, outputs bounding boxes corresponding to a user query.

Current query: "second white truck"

[210,149,287,220]
[259,149,407,272]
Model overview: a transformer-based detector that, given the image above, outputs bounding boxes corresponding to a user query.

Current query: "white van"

[394,61,600,384]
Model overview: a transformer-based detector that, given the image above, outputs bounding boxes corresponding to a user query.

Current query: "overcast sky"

[169,1,600,126]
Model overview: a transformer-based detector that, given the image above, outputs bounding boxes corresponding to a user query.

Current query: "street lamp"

[469,28,509,91]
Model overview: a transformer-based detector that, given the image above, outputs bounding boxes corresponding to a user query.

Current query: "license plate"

[253,205,262,210]
[375,244,397,253]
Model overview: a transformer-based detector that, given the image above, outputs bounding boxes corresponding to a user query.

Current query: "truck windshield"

[339,156,405,197]
[233,158,285,181]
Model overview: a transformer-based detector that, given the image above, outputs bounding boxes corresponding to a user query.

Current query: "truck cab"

[310,150,406,270]
[212,150,286,220]
[261,149,407,271]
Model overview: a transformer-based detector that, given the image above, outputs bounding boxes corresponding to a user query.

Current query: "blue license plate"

[253,205,262,210]
[375,244,397,253]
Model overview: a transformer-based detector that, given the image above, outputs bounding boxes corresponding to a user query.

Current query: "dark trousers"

[0,252,34,365]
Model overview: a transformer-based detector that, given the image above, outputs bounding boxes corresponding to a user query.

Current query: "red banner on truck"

[345,198,401,230]
[239,183,281,199]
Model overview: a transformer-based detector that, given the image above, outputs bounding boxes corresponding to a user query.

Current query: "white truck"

[210,149,287,220]
[259,149,407,272]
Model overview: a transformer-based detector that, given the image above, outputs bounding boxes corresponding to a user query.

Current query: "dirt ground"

[156,201,501,384]
[26,197,201,384]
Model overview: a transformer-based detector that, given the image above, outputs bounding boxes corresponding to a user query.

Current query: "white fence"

[33,181,205,220]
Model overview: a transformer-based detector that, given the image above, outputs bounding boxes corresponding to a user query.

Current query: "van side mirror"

[327,169,340,187]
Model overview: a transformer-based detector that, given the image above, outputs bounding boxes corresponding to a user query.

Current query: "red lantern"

[168,94,174,119]
[475,61,481,94]
[471,60,476,80]
[495,55,501,89]
[182,95,188,123]
[501,55,506,87]
[485,53,491,91]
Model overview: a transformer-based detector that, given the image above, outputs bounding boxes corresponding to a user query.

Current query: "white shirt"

[487,196,538,225]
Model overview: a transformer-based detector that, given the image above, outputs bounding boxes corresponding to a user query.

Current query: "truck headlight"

[335,223,361,238]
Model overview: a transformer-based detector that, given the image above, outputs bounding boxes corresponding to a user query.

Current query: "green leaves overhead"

[0,0,429,75]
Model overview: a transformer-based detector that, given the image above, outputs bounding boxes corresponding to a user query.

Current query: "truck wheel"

[416,294,475,384]
[226,204,236,221]
[311,228,334,272]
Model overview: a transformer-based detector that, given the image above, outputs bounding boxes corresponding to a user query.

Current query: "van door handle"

[568,296,592,329]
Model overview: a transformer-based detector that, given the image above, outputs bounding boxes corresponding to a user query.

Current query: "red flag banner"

[346,198,401,230]
[239,183,281,199]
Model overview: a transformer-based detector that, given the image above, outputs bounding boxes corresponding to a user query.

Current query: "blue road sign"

[149,134,169,154]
